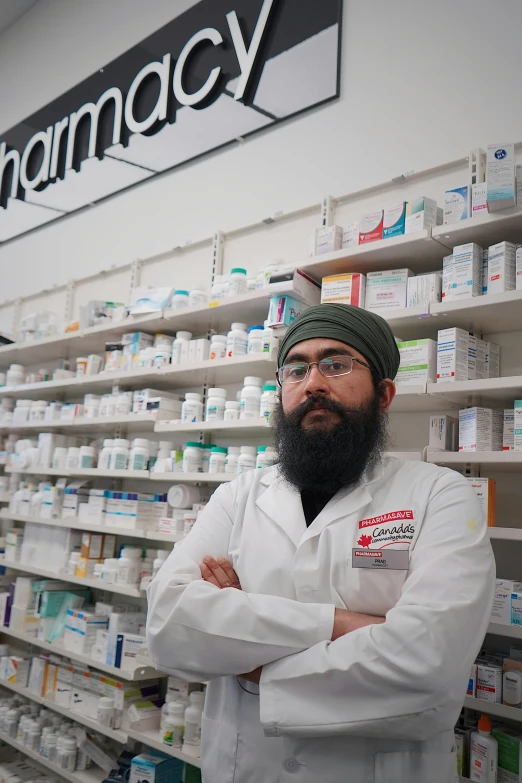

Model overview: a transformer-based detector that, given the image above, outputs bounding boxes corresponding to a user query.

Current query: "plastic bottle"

[205,388,227,421]
[163,701,185,748]
[172,290,190,309]
[79,445,96,468]
[225,446,240,475]
[227,268,248,297]
[209,334,227,360]
[97,697,116,729]
[238,446,257,474]
[129,439,150,471]
[256,446,278,469]
[240,376,263,419]
[181,393,203,423]
[167,484,201,509]
[44,733,57,761]
[116,392,133,415]
[247,326,264,354]
[116,548,142,585]
[260,383,278,423]
[182,692,205,754]
[57,737,77,771]
[172,331,192,365]
[4,709,19,738]
[188,289,207,307]
[66,447,81,470]
[256,260,282,289]
[261,322,274,354]
[200,444,212,473]
[110,439,130,470]
[183,511,198,536]
[224,401,240,421]
[470,715,497,782]
[98,439,114,470]
[226,323,248,357]
[152,550,169,578]
[183,442,203,473]
[209,446,227,474]
[154,335,174,369]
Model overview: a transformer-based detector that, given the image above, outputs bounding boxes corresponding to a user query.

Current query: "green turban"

[277,303,400,380]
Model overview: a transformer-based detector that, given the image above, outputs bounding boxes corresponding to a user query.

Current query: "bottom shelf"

[0,728,102,783]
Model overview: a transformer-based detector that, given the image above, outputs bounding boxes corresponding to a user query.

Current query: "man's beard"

[271,392,388,494]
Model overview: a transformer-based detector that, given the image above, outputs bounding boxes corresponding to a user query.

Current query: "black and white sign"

[0,0,342,243]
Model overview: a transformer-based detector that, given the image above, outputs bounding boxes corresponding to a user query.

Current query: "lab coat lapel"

[300,482,373,544]
[255,470,306,548]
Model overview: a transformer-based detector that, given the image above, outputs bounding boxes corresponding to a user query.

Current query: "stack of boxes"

[75,532,116,579]
[436,328,500,383]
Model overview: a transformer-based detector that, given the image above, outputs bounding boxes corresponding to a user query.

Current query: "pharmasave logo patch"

[357,510,415,549]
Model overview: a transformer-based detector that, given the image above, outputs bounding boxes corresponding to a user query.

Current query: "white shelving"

[430,289,522,335]
[427,376,522,407]
[5,466,149,479]
[432,205,522,250]
[463,696,522,723]
[149,471,232,484]
[489,527,522,541]
[0,626,161,681]
[154,418,271,436]
[486,622,522,638]
[427,451,522,472]
[126,727,201,768]
[0,558,142,598]
[0,493,11,504]
[3,414,158,434]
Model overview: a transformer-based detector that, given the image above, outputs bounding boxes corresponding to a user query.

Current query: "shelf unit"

[427,376,522,407]
[154,418,271,435]
[5,467,149,479]
[463,696,522,723]
[489,527,522,541]
[427,451,522,472]
[486,622,522,638]
[125,727,201,769]
[3,414,158,435]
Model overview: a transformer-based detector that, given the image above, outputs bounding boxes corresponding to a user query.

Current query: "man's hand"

[331,608,385,641]
[238,666,262,685]
[200,556,242,590]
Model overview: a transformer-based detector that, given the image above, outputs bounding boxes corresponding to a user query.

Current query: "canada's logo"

[357,534,372,548]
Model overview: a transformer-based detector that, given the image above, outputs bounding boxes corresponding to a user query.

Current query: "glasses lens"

[279,363,309,384]
[319,356,353,377]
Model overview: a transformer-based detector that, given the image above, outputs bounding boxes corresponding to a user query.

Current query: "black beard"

[271,392,388,494]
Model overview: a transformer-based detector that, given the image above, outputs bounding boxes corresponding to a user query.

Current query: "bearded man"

[147,303,494,783]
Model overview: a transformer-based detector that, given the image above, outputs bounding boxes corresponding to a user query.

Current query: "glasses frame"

[276,354,372,386]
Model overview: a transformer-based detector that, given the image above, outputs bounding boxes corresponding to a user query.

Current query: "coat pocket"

[201,715,239,783]
[374,750,458,783]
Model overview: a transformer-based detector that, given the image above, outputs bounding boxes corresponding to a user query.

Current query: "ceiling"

[0,0,38,38]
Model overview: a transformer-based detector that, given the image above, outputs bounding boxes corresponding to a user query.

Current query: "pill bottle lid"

[263,383,277,392]
[257,446,268,452]
[230,323,247,331]
[227,446,240,455]
[156,550,169,560]
[478,714,492,732]
[248,325,263,332]
[207,388,227,397]
[190,692,205,705]
[175,331,192,340]
[167,701,186,716]
[102,439,114,447]
[132,439,149,449]
[159,441,174,450]
[211,334,227,341]
[211,447,228,454]
[174,290,189,296]
[99,697,114,708]
[185,442,202,449]
[243,376,263,387]
[113,438,130,448]
[231,268,247,275]
[225,401,240,408]
[240,446,257,455]
[63,738,78,750]
[185,393,202,401]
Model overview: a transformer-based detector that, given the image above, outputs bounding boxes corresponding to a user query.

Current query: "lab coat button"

[283,758,299,773]
[301,586,313,597]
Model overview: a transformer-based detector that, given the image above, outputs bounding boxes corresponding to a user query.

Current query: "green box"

[492,728,522,782]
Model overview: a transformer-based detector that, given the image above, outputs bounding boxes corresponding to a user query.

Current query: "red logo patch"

[359,510,414,529]
[357,534,372,548]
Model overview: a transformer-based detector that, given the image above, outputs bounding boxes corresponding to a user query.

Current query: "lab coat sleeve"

[146,482,335,681]
[259,471,495,740]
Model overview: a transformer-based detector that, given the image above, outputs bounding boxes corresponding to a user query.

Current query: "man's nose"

[303,364,330,396]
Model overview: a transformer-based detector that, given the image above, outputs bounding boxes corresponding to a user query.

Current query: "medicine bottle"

[262,322,274,353]
[4,709,19,738]
[163,701,185,748]
[79,445,96,469]
[152,550,169,578]
[57,737,77,771]
[116,392,133,415]
[200,443,212,473]
[172,331,192,365]
[98,439,114,470]
[110,439,130,470]
[183,692,205,754]
[182,393,203,423]
[238,446,256,474]
[228,268,248,297]
[209,334,227,360]
[247,326,264,354]
[167,483,201,508]
[183,442,202,473]
[470,714,497,783]
[205,388,227,421]
[225,446,240,474]
[209,446,227,474]
[52,447,67,470]
[97,697,116,729]
[65,447,80,470]
[224,401,240,421]
[183,511,198,536]
[260,383,278,423]
[129,438,149,471]
[226,323,248,357]
[154,334,174,369]
[240,377,263,419]
[44,733,57,761]
[172,290,190,309]
[189,289,207,307]
[117,548,141,585]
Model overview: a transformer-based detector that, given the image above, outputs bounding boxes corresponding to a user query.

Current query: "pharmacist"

[147,303,495,783]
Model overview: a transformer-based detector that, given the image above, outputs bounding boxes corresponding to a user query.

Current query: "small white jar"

[209,447,227,474]
[129,438,149,471]
[97,697,116,729]
[209,334,227,360]
[172,331,192,364]
[116,392,132,416]
[225,446,240,474]
[98,439,114,470]
[224,400,240,421]
[152,550,169,578]
[238,446,256,474]
[76,357,88,377]
[183,442,202,473]
[181,392,203,423]
[183,510,198,536]
[65,447,81,470]
[117,548,141,585]
[57,737,77,771]
[227,268,248,297]
[79,445,96,469]
[189,289,207,307]
[226,323,248,357]
[256,446,278,469]
[154,334,174,369]
[200,444,212,473]
[172,290,190,309]
[247,326,264,354]
[240,376,263,419]
[260,383,278,423]
[52,447,68,470]
[205,388,227,421]
[110,438,130,470]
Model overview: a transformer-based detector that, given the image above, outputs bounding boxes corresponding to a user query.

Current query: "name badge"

[351,548,410,570]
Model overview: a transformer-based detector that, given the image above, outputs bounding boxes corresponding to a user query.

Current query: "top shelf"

[432,204,522,249]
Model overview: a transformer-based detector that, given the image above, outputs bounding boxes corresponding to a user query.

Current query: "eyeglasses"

[277,354,371,385]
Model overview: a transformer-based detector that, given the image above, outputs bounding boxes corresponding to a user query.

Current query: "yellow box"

[75,556,102,579]
[321,273,366,307]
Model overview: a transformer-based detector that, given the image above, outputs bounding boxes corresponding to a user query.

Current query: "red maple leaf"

[357,534,372,548]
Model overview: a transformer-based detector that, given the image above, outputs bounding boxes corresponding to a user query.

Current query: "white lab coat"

[147,456,495,783]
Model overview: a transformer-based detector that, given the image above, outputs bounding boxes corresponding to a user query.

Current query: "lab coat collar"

[256,457,385,548]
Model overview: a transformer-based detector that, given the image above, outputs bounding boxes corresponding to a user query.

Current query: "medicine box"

[436,328,469,383]
[482,249,488,295]
[75,556,102,579]
[321,273,366,307]
[80,533,103,560]
[441,255,454,301]
[310,225,343,256]
[267,295,308,327]
[448,243,483,300]
[444,186,470,224]
[472,182,487,218]
[468,478,496,527]
[268,267,321,305]
[115,632,148,670]
[492,728,522,783]
[459,407,503,452]
[515,401,522,452]
[130,753,181,783]
[342,223,359,248]
[504,410,514,451]
[406,272,442,309]
[513,594,522,627]
[468,335,478,381]
[487,143,516,212]
[484,342,500,379]
[383,202,407,239]
[467,663,477,697]
[405,197,440,234]
[395,339,437,386]
[517,246,522,290]
[487,241,517,294]
[359,210,384,244]
[429,415,458,451]
[7,657,30,687]
[476,663,503,703]
[365,269,413,311]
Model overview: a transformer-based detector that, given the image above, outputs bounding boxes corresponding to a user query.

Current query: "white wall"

[2,0,522,301]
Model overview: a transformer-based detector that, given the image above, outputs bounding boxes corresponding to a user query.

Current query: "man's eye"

[330,361,347,371]
[287,365,306,377]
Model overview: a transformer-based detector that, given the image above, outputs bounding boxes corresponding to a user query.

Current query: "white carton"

[515,400,522,452]
[444,186,470,223]
[359,210,383,244]
[468,477,496,526]
[396,339,437,386]
[449,243,483,300]
[482,248,488,295]
[468,334,478,381]
[512,593,522,626]
[441,255,454,301]
[405,197,440,234]
[503,409,514,451]
[484,342,500,379]
[475,337,486,380]
[487,143,516,212]
[459,407,503,452]
[321,273,366,307]
[476,663,503,703]
[472,182,488,218]
[310,225,343,256]
[342,223,359,248]
[383,202,407,239]
[365,268,413,311]
[429,415,458,451]
[492,579,522,625]
[436,327,469,383]
[487,241,517,294]
[517,246,522,290]
[406,272,442,308]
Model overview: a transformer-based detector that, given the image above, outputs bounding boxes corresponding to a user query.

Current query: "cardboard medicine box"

[436,327,469,383]
[365,268,413,311]
[321,273,366,307]
[395,339,437,386]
